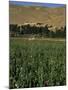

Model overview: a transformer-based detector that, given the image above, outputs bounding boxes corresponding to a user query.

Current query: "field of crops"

[9,38,66,89]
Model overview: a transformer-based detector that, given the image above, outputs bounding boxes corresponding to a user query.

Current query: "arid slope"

[9,4,66,27]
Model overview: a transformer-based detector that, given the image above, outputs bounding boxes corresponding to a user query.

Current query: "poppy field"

[9,38,66,88]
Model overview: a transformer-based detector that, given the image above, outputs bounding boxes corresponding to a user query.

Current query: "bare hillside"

[9,4,66,28]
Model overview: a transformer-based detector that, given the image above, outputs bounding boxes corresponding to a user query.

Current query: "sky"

[9,0,65,8]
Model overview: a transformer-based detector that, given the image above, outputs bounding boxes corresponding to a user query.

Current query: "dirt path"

[11,37,65,42]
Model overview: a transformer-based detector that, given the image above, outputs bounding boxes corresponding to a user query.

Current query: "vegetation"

[10,24,66,38]
[9,39,66,89]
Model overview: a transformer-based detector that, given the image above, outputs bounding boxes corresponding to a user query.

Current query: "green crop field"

[9,38,66,88]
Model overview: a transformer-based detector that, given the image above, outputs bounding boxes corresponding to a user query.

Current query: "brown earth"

[9,4,66,28]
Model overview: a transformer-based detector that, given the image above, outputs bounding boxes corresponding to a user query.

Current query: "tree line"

[10,24,66,38]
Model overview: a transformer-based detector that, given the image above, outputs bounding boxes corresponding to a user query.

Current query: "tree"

[44,25,50,37]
